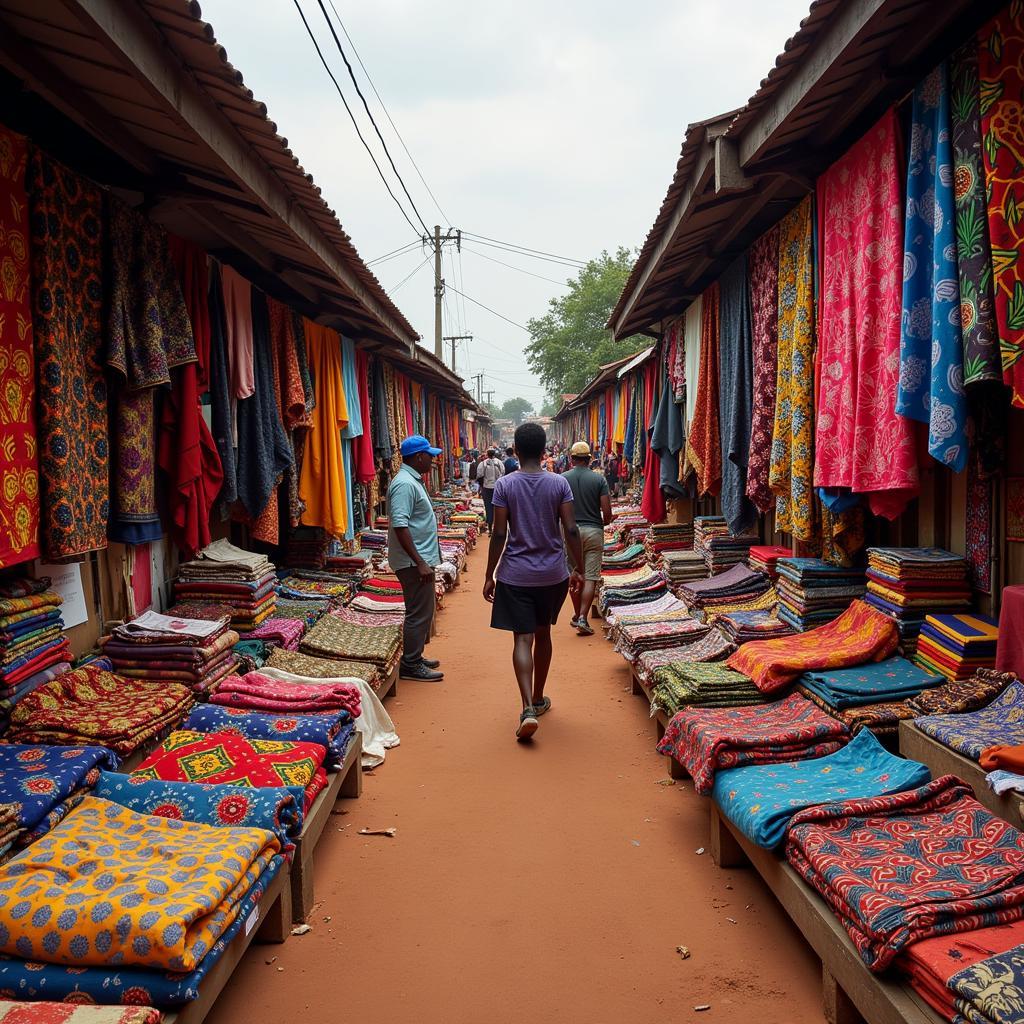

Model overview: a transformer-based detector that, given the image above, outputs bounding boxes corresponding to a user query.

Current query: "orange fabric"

[980,745,1024,773]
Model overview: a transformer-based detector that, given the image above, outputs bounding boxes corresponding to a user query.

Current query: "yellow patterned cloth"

[0,796,278,970]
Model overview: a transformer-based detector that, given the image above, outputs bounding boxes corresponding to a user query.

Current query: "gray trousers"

[396,565,435,667]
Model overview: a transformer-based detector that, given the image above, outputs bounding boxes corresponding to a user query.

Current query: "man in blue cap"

[388,435,444,681]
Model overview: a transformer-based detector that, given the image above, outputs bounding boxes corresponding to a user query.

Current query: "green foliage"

[525,247,648,396]
[539,397,559,417]
[498,397,534,425]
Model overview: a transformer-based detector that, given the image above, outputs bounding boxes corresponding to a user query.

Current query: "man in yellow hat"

[562,441,611,635]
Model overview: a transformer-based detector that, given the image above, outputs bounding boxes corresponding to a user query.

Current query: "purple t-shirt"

[491,471,573,587]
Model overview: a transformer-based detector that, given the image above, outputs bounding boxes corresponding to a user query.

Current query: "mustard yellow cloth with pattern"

[0,796,279,970]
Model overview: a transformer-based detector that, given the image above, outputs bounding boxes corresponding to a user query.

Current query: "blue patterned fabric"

[897,62,967,470]
[916,679,1024,760]
[0,856,283,1007]
[712,728,931,848]
[799,656,943,709]
[950,942,1024,1023]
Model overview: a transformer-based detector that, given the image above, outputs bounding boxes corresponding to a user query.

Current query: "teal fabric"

[799,656,943,709]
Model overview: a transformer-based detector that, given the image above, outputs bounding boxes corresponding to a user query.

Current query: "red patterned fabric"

[639,361,665,523]
[210,671,361,717]
[0,1001,161,1022]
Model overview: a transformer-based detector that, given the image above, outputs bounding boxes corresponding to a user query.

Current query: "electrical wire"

[462,231,586,266]
[368,239,422,265]
[456,237,584,269]
[462,244,570,287]
[291,0,420,237]
[445,285,531,332]
[387,253,432,295]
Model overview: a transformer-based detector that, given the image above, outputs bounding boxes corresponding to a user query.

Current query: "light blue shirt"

[387,463,441,569]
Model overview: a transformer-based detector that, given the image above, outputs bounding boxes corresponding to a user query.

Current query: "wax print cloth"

[897,63,968,471]
[132,730,327,812]
[798,688,918,737]
[786,776,1024,972]
[0,1004,161,1023]
[208,673,360,718]
[0,796,279,970]
[814,109,919,518]
[685,282,721,495]
[634,632,736,681]
[300,615,401,665]
[273,599,329,630]
[950,943,1024,1023]
[726,600,899,694]
[916,679,1024,760]
[247,617,304,650]
[650,662,766,717]
[27,148,108,559]
[713,728,930,849]
[798,655,943,709]
[657,693,849,795]
[0,127,40,569]
[979,8,1024,408]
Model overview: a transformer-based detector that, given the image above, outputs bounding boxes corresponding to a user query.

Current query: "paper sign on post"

[35,561,89,629]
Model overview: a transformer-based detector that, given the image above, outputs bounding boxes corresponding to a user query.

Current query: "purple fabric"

[491,471,573,587]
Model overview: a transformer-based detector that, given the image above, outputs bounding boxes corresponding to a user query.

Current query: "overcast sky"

[200,0,811,407]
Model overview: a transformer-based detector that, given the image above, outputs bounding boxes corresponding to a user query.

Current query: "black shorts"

[490,579,570,633]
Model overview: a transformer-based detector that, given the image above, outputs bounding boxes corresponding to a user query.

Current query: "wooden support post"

[255,880,292,945]
[339,734,364,799]
[823,966,867,1024]
[708,803,748,869]
[667,755,688,781]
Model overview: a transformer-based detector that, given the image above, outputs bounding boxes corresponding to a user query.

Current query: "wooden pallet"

[291,732,363,922]
[898,720,1024,827]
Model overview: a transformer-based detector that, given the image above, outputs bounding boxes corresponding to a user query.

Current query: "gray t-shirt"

[562,466,609,529]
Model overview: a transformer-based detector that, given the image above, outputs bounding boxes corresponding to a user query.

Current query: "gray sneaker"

[576,618,594,636]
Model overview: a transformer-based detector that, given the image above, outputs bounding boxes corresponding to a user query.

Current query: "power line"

[462,231,586,266]
[368,239,422,265]
[291,0,420,237]
[313,0,432,237]
[446,285,531,332]
[462,244,570,287]
[388,253,432,295]
[458,236,585,269]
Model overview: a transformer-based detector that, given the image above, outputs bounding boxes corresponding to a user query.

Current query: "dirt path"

[209,544,823,1023]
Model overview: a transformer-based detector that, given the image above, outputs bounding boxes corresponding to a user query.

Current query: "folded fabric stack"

[599,569,669,613]
[209,671,361,719]
[350,575,406,614]
[284,526,330,569]
[644,522,694,565]
[774,558,866,632]
[606,607,693,641]
[5,666,194,754]
[247,616,305,651]
[274,597,331,630]
[677,564,772,617]
[330,604,405,628]
[0,795,283,1007]
[657,693,851,794]
[712,609,794,645]
[603,592,688,628]
[101,610,239,695]
[786,776,1024,971]
[174,539,277,632]
[715,728,930,849]
[0,1003,162,1022]
[634,633,737,686]
[614,617,710,661]
[914,612,998,682]
[660,549,708,586]
[980,743,1024,796]
[694,516,759,574]
[865,547,971,654]
[747,545,793,579]
[277,571,355,605]
[650,662,768,717]
[727,599,899,695]
[602,543,647,572]
[908,667,1016,716]
[356,528,388,552]
[300,614,402,677]
[915,678,1024,761]
[0,583,72,717]
[267,647,381,686]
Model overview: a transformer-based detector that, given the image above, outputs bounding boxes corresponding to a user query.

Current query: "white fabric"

[987,769,1024,795]
[196,538,271,569]
[258,666,400,769]
[683,296,703,431]
[121,609,225,640]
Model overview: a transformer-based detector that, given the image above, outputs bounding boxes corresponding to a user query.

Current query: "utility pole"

[484,389,495,407]
[472,373,483,405]
[443,334,472,372]
[424,226,462,359]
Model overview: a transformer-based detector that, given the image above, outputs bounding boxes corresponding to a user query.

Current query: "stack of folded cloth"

[603,593,688,628]
[775,558,866,631]
[357,528,388,552]
[330,603,405,628]
[613,617,710,662]
[5,666,194,754]
[914,612,998,682]
[284,526,330,569]
[657,692,851,795]
[644,522,694,565]
[979,743,1024,796]
[677,564,772,616]
[602,544,647,572]
[606,607,694,644]
[599,569,669,613]
[247,616,305,651]
[350,576,406,614]
[747,545,793,579]
[277,571,355,604]
[101,610,238,695]
[0,581,72,712]
[0,743,117,857]
[712,609,795,645]
[907,666,1016,716]
[300,614,402,675]
[209,671,361,720]
[274,597,331,630]
[661,549,708,586]
[786,775,1024,970]
[174,539,277,632]
[865,547,971,654]
[232,637,269,673]
[634,632,736,686]
[650,661,769,717]
[694,516,759,574]
[914,678,1024,761]
[267,647,382,686]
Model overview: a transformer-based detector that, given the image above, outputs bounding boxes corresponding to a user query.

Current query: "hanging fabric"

[651,359,686,498]
[682,297,702,440]
[207,264,237,510]
[640,361,666,523]
[684,282,721,496]
[220,264,254,401]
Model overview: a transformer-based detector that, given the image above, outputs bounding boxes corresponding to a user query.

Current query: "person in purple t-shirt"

[484,422,584,741]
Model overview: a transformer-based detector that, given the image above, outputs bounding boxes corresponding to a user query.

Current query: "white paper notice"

[35,562,89,629]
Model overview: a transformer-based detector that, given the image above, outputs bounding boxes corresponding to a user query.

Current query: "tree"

[525,247,648,396]
[539,397,559,417]
[483,401,501,418]
[498,397,534,425]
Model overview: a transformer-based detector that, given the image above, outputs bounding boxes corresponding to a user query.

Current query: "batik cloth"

[979,9,1024,407]
[300,615,401,666]
[786,776,1024,972]
[799,655,943,709]
[267,647,381,683]
[657,693,849,796]
[726,599,899,694]
[897,63,968,470]
[714,728,930,849]
[0,795,279,970]
[132,730,328,812]
[770,196,818,542]
[684,282,721,495]
[916,679,1024,760]
[814,109,919,518]
[208,672,360,718]
[798,689,919,738]
[0,127,40,568]
[27,147,108,559]
[950,942,1024,1023]
[908,667,1016,716]
[247,617,304,649]
[0,1004,161,1023]
[650,661,767,717]
[272,599,329,630]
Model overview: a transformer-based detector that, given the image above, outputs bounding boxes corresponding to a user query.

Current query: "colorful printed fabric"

[916,678,1024,760]
[300,615,401,666]
[650,661,767,717]
[247,617,304,650]
[897,63,968,471]
[132,730,328,812]
[27,147,109,559]
[273,599,329,630]
[0,795,279,970]
[908,667,1016,716]
[950,942,1024,1023]
[770,196,818,542]
[979,9,1024,407]
[209,672,360,718]
[799,655,943,709]
[726,599,899,694]
[684,282,721,496]
[0,1003,160,1023]
[657,693,849,795]
[0,127,40,568]
[714,728,930,849]
[786,776,1024,971]
[266,647,380,684]
[798,690,918,737]
[814,109,919,519]
[967,462,995,592]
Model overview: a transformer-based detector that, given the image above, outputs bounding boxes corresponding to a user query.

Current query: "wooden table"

[630,668,686,779]
[376,664,398,701]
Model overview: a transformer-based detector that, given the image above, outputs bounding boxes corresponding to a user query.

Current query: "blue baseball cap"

[400,434,442,457]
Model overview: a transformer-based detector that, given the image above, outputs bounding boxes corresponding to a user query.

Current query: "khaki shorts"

[566,525,605,581]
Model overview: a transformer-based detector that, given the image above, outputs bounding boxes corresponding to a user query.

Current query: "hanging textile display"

[684,282,721,496]
[353,348,375,484]
[770,197,818,542]
[814,109,918,520]
[719,254,756,535]
[220,264,254,401]
[683,296,702,436]
[651,360,687,499]
[746,225,780,514]
[640,361,665,523]
[0,126,40,567]
[28,147,109,560]
[340,336,363,542]
[896,63,968,472]
[979,8,1024,408]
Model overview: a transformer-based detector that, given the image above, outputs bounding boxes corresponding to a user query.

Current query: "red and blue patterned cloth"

[915,679,1024,761]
